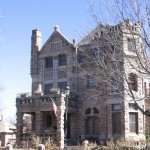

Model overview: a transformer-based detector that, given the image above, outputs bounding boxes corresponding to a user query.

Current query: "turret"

[30,29,42,76]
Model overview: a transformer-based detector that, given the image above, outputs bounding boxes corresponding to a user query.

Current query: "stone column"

[56,94,65,149]
[107,104,112,138]
[53,56,58,88]
[16,112,24,146]
[36,111,41,135]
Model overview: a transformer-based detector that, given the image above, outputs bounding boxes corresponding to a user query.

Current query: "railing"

[16,92,32,98]
[16,92,77,109]
[21,132,57,141]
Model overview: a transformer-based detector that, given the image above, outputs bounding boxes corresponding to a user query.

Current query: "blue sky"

[0,0,105,121]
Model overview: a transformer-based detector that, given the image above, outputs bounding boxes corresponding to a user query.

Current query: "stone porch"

[16,92,77,149]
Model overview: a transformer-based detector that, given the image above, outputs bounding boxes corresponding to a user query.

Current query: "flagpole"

[50,97,58,117]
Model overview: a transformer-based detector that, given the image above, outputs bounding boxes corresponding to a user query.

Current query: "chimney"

[73,39,77,46]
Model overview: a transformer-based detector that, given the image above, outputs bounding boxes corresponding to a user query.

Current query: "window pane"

[87,75,96,88]
[86,117,93,134]
[93,117,99,133]
[128,73,137,91]
[85,116,99,134]
[58,54,67,66]
[45,57,53,68]
[112,104,121,111]
[46,114,52,128]
[58,82,66,93]
[112,112,121,134]
[93,107,99,114]
[129,113,138,133]
[78,52,86,63]
[44,83,53,94]
[128,38,136,52]
[85,108,91,115]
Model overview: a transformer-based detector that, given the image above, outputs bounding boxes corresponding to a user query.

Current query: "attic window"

[51,41,62,51]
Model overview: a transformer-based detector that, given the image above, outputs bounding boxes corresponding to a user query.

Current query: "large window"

[129,113,138,134]
[85,117,99,134]
[58,54,67,66]
[45,57,53,68]
[85,108,99,134]
[112,112,121,134]
[44,83,53,94]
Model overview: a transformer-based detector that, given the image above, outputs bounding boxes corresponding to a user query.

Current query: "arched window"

[85,107,99,134]
[85,108,91,115]
[93,107,99,114]
[128,73,137,91]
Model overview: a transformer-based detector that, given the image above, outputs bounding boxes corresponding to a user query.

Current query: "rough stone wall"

[31,27,76,94]
[27,22,149,144]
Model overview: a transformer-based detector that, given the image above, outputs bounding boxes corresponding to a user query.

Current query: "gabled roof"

[78,26,102,46]
[41,26,74,51]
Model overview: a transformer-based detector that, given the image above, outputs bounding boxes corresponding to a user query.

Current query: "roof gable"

[78,26,102,46]
[41,26,74,55]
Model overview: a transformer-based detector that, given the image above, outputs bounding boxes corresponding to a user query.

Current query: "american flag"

[50,97,58,117]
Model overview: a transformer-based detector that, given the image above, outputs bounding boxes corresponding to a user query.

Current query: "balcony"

[16,92,77,112]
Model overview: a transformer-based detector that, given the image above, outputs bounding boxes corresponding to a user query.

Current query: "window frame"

[45,57,53,68]
[128,73,138,92]
[44,83,53,94]
[58,54,67,66]
[78,52,86,63]
[127,38,136,52]
[58,82,67,93]
[85,108,99,134]
[129,112,138,134]
[87,75,96,88]
[112,112,121,134]
[92,48,100,60]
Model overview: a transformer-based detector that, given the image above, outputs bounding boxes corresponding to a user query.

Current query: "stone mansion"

[16,20,150,148]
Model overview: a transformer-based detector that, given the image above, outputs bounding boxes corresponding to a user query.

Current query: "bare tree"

[76,0,150,117]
